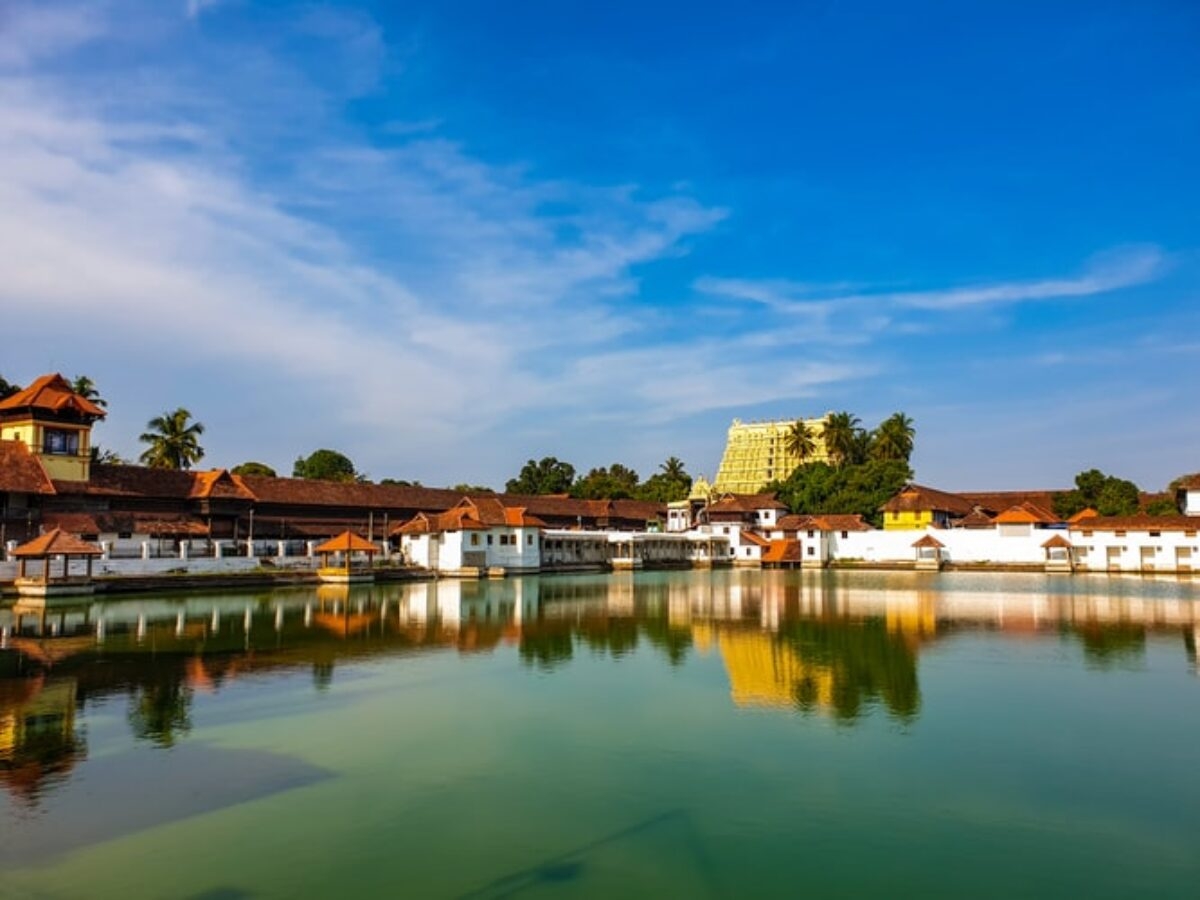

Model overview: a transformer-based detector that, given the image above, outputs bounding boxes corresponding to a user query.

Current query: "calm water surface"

[2,569,1199,898]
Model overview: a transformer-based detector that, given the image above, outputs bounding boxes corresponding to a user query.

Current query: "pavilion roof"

[912,534,945,549]
[313,531,379,554]
[13,528,103,557]
[1041,534,1073,549]
[0,374,106,419]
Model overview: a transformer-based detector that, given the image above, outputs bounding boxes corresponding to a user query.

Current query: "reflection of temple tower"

[0,677,83,801]
[707,627,834,710]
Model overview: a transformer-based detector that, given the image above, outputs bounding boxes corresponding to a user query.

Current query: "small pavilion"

[11,528,104,597]
[1041,534,1075,573]
[912,534,946,571]
[313,531,379,584]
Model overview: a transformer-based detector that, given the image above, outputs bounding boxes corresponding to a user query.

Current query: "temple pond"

[2,569,1199,898]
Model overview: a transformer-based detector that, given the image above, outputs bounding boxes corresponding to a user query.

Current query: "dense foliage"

[1052,469,1142,517]
[769,459,913,527]
[570,464,641,500]
[505,456,577,494]
[293,449,358,482]
[0,375,20,400]
[232,461,277,478]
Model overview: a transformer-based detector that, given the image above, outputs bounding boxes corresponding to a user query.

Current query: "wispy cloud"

[186,0,226,20]
[0,3,103,67]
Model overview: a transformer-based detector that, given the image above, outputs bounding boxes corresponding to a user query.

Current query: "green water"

[2,569,1199,898]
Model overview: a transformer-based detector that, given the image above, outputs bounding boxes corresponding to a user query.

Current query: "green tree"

[871,412,915,462]
[70,375,107,409]
[505,457,576,494]
[571,463,641,500]
[1053,469,1141,518]
[232,461,277,478]
[770,458,912,527]
[637,457,692,503]
[138,408,205,470]
[452,483,494,493]
[1144,497,1179,516]
[293,449,358,482]
[0,375,19,400]
[822,411,862,468]
[380,477,422,487]
[90,445,128,465]
[784,420,817,464]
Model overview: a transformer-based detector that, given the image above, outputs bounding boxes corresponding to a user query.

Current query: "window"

[807,546,815,556]
[1115,531,1126,537]
[527,535,533,546]
[1149,531,1161,538]
[470,534,479,546]
[42,429,79,456]
[807,530,815,538]
[118,531,132,540]
[841,531,848,539]
[487,535,494,545]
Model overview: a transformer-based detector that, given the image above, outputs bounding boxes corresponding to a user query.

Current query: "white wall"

[1070,526,1199,573]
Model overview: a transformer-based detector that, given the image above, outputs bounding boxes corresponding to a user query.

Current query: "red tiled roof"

[958,490,1062,515]
[709,493,788,513]
[313,531,380,553]
[235,474,467,510]
[762,540,803,564]
[812,514,871,532]
[13,528,102,557]
[190,469,255,501]
[1068,514,1198,533]
[882,484,975,516]
[993,502,1060,525]
[955,509,995,529]
[1176,474,1200,491]
[741,530,770,547]
[1041,534,1073,549]
[0,374,106,419]
[1067,507,1099,524]
[912,534,945,548]
[0,440,55,495]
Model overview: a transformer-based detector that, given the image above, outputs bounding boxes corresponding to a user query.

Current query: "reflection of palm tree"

[139,408,205,470]
[70,375,107,409]
[872,412,915,462]
[822,411,861,468]
[784,421,816,466]
[128,679,193,747]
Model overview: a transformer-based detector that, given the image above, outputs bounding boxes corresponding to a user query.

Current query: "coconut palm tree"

[660,456,688,480]
[784,420,816,466]
[139,408,205,470]
[872,412,916,462]
[822,411,863,468]
[71,375,107,409]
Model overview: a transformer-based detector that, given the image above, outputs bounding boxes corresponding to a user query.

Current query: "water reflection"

[2,571,1199,802]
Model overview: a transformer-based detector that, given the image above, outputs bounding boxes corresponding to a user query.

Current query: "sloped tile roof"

[1069,514,1198,533]
[13,528,102,557]
[882,484,975,516]
[314,531,380,553]
[0,373,106,419]
[762,540,803,564]
[993,502,1060,525]
[709,493,788,513]
[912,534,946,548]
[0,440,55,494]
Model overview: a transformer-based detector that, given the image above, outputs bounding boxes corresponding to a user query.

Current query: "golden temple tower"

[712,416,830,494]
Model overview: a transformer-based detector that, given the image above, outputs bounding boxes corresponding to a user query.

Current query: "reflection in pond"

[2,571,1199,804]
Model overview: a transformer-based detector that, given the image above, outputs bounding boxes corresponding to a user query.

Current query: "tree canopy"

[637,457,693,503]
[0,375,19,400]
[570,464,641,500]
[505,457,576,494]
[90,445,128,465]
[293,449,358,482]
[232,461,277,478]
[1053,469,1142,518]
[138,408,205,470]
[770,459,913,527]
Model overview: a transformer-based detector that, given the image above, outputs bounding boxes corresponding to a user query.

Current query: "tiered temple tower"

[712,416,830,494]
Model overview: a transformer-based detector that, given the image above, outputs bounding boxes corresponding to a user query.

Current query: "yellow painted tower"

[713,417,830,494]
[0,374,106,482]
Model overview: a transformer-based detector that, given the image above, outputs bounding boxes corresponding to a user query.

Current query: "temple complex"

[712,417,830,494]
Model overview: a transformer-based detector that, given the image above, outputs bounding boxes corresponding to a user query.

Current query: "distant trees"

[505,457,577,495]
[821,412,863,468]
[638,457,693,503]
[770,459,912,528]
[70,375,107,409]
[571,464,641,500]
[871,412,915,462]
[91,446,128,465]
[452,483,493,493]
[139,408,205,470]
[1053,469,1141,518]
[293,449,358,482]
[0,375,20,400]
[232,461,277,478]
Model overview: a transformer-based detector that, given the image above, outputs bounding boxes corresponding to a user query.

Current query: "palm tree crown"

[822,411,862,467]
[71,375,107,409]
[872,412,916,462]
[139,408,205,470]
[660,456,687,480]
[784,420,816,465]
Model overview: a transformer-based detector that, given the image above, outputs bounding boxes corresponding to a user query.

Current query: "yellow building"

[0,374,105,482]
[880,483,975,531]
[712,417,830,494]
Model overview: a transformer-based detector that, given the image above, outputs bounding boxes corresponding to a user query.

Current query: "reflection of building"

[713,418,830,495]
[696,623,834,710]
[0,677,84,802]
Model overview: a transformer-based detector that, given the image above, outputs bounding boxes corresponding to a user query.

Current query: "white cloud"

[0,3,104,67]
[186,0,226,19]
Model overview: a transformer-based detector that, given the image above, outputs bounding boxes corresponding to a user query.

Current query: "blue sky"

[1,0,1197,490]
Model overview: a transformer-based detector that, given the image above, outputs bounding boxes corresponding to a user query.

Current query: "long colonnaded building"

[712,417,831,495]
